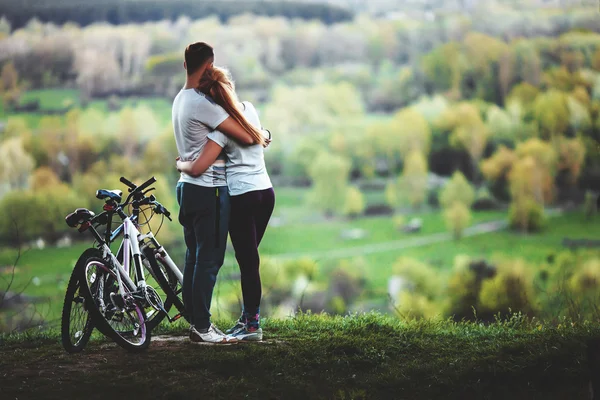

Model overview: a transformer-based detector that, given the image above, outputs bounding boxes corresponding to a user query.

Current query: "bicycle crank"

[144,286,167,315]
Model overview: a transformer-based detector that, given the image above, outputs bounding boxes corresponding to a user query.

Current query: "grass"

[19,88,81,110]
[0,313,598,399]
[396,212,600,267]
[1,89,173,130]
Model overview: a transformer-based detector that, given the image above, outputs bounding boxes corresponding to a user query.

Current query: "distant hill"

[0,0,354,29]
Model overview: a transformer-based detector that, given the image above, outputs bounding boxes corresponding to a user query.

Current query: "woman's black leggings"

[228,187,275,316]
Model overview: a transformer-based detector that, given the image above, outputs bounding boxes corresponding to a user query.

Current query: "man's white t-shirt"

[172,88,229,187]
[208,101,272,196]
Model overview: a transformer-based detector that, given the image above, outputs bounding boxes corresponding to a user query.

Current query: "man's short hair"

[185,42,214,75]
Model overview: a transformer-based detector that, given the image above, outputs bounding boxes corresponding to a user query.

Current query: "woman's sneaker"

[189,324,238,344]
[225,320,246,335]
[231,325,263,341]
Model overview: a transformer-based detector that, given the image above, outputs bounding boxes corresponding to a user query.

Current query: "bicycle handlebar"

[120,176,136,190]
[118,177,172,222]
[120,176,157,205]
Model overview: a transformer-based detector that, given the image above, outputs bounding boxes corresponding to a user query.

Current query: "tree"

[391,107,432,159]
[444,201,472,240]
[263,82,364,142]
[462,32,510,102]
[439,171,476,209]
[0,62,21,110]
[2,117,31,139]
[442,102,490,184]
[508,156,547,232]
[422,42,465,96]
[117,107,140,159]
[557,136,586,185]
[481,145,517,182]
[507,82,539,110]
[486,104,521,146]
[0,137,35,191]
[38,115,66,177]
[29,167,60,192]
[514,138,558,204]
[343,186,365,218]
[307,151,351,216]
[398,150,428,209]
[567,96,592,133]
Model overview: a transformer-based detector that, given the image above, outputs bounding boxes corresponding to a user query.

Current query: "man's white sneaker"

[189,324,238,344]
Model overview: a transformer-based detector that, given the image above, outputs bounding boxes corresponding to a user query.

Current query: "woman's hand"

[175,156,182,172]
[262,128,271,148]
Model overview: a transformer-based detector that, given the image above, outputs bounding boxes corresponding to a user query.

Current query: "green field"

[0,181,594,328]
[2,89,173,130]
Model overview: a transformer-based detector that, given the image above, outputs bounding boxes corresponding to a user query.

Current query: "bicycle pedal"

[170,313,182,323]
[109,292,125,310]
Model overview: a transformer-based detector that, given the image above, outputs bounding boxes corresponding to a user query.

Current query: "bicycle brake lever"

[142,188,156,197]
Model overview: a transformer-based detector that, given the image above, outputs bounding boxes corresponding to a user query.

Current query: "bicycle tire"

[143,247,188,324]
[78,255,151,352]
[60,248,99,353]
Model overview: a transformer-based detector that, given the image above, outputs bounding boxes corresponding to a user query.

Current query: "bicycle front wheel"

[61,248,98,353]
[78,256,151,352]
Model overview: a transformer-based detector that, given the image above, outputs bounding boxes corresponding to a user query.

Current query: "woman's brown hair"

[197,66,265,146]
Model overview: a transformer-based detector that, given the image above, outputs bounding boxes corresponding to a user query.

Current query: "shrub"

[328,260,367,306]
[566,258,600,319]
[472,186,501,211]
[446,255,497,321]
[392,257,443,299]
[508,197,546,232]
[395,291,440,320]
[0,183,80,244]
[478,259,538,318]
[284,257,319,281]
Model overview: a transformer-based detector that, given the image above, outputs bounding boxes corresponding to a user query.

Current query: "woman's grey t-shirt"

[172,88,229,187]
[208,101,272,196]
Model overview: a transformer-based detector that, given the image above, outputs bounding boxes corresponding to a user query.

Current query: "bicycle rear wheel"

[61,248,98,353]
[78,256,151,352]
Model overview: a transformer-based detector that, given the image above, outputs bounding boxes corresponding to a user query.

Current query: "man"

[172,42,255,344]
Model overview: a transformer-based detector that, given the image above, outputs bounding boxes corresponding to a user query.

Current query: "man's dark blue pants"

[176,182,230,330]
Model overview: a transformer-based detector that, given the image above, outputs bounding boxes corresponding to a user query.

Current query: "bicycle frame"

[104,211,184,312]
[90,216,146,297]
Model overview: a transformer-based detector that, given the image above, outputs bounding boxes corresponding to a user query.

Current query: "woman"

[177,66,275,341]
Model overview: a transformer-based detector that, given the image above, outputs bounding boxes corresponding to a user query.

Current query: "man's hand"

[175,156,182,172]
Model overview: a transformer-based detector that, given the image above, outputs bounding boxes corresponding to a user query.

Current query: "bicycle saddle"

[96,189,123,203]
[65,208,96,228]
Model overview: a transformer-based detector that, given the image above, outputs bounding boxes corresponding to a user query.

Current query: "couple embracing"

[172,42,274,344]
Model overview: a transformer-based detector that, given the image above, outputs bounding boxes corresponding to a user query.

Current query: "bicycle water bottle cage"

[96,189,123,203]
[65,208,96,228]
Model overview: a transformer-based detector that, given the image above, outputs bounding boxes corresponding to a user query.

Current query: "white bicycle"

[65,176,187,352]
